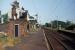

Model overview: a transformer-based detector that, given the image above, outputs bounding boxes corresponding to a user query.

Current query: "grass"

[0,35,21,50]
[5,37,21,47]
[0,37,21,50]
[0,32,21,50]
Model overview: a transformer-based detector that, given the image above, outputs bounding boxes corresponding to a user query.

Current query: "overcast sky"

[0,0,75,24]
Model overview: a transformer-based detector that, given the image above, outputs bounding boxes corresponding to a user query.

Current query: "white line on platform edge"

[43,30,50,50]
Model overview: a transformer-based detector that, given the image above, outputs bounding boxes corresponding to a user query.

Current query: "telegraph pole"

[0,10,1,18]
[51,21,53,30]
[57,16,59,30]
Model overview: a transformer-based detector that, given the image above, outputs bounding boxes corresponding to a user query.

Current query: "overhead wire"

[30,0,39,23]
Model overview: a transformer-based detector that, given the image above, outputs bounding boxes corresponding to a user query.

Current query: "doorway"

[15,24,19,37]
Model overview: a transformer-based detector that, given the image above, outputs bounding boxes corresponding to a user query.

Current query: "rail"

[43,28,75,50]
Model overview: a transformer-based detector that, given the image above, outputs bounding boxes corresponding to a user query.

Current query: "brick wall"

[7,19,28,37]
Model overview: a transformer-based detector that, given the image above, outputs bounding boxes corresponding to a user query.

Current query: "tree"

[44,20,72,30]
[51,20,66,28]
[66,24,75,30]
[65,20,72,28]
[1,13,8,23]
[45,23,51,27]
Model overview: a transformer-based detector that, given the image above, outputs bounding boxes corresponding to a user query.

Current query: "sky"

[0,0,75,24]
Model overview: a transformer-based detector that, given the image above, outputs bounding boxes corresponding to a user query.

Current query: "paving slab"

[5,29,48,50]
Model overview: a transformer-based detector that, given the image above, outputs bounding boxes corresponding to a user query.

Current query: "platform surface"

[6,29,48,50]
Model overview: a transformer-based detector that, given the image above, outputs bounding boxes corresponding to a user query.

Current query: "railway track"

[44,28,75,50]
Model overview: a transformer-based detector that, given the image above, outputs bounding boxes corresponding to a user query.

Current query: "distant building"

[0,11,7,34]
[28,16,38,32]
[0,11,4,24]
[0,10,1,23]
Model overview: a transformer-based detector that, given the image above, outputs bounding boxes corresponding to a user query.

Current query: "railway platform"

[5,29,48,50]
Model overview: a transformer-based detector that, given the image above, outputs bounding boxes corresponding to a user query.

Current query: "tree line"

[44,20,75,30]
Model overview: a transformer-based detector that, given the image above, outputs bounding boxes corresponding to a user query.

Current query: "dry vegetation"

[0,33,21,50]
